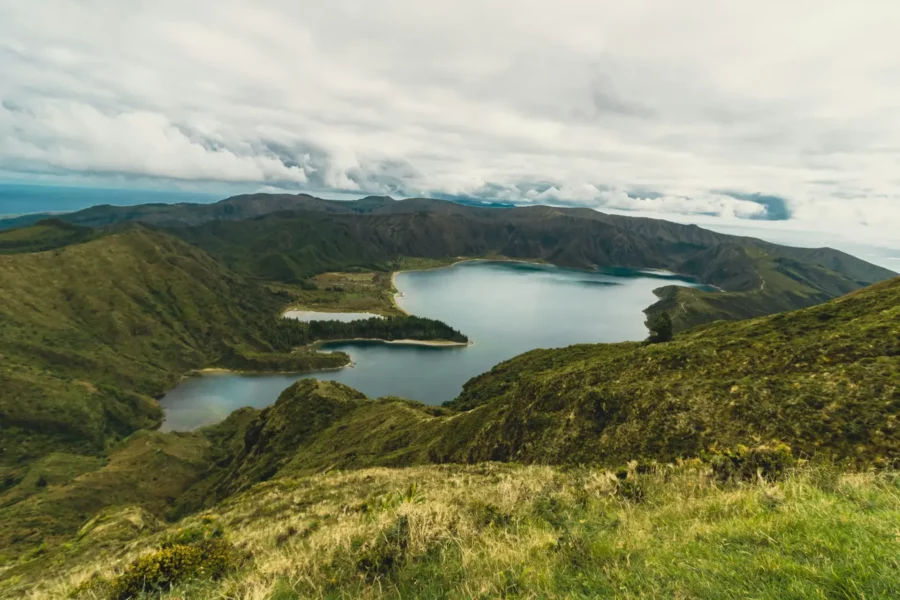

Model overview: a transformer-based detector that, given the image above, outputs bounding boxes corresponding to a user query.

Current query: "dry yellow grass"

[12,462,900,599]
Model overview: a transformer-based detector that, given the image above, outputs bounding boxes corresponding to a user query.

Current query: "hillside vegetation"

[0,227,347,467]
[0,197,898,598]
[0,219,101,254]
[8,273,884,562]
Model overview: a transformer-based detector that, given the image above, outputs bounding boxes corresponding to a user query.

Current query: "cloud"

[720,192,792,221]
[1,1,899,235]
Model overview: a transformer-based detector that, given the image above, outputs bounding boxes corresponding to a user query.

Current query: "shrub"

[646,311,673,344]
[358,483,426,514]
[532,493,569,529]
[710,443,795,483]
[105,539,239,600]
[468,500,513,528]
[355,516,410,581]
[615,479,645,503]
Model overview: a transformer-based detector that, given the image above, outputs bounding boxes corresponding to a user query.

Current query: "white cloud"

[1,0,899,235]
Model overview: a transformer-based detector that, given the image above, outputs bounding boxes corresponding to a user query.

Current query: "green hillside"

[0,219,101,254]
[0,228,348,467]
[10,462,900,600]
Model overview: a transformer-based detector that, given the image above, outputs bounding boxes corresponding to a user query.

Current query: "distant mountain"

[159,199,894,330]
[0,218,99,254]
[0,193,399,230]
[0,194,894,332]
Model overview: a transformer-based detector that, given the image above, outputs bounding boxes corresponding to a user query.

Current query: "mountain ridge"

[1,194,893,334]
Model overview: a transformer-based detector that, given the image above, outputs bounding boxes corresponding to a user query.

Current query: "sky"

[1,1,899,248]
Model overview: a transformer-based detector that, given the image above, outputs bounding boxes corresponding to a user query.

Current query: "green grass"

[275,271,405,316]
[10,462,900,599]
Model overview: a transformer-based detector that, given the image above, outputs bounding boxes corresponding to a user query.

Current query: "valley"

[159,260,700,430]
[0,195,896,599]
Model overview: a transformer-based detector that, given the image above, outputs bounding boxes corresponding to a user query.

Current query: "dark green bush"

[615,479,645,503]
[710,443,795,482]
[646,311,673,344]
[532,493,569,529]
[355,515,410,581]
[469,500,513,528]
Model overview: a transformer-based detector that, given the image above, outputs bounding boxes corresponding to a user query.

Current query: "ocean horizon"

[0,182,225,217]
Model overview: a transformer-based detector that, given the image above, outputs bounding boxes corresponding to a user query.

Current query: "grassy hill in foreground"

[13,462,900,599]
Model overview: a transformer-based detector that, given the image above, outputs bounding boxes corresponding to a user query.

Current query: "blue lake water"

[160,261,706,431]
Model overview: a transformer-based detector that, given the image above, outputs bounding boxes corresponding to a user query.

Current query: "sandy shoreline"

[314,337,471,348]
[189,362,352,377]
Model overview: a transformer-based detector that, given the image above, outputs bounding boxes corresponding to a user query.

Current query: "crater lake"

[159,261,706,430]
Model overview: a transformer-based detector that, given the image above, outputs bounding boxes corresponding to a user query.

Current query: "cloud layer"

[1,1,899,233]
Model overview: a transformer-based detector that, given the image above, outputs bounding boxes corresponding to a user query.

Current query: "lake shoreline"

[282,308,385,320]
[187,361,352,378]
[314,338,472,348]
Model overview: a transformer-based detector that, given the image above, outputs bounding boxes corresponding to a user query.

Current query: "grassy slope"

[0,432,212,564]
[644,245,871,331]
[12,463,900,599]
[0,227,468,564]
[278,271,406,316]
[0,227,346,466]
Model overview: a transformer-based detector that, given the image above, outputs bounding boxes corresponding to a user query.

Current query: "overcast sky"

[2,1,899,243]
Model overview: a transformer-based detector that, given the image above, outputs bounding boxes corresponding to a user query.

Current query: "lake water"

[159,261,705,431]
